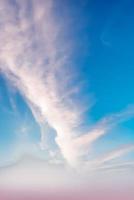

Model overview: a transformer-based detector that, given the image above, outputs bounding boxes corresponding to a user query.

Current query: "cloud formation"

[0,0,134,168]
[0,0,86,166]
[85,144,134,171]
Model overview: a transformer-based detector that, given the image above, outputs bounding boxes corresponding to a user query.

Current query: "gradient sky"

[0,0,134,196]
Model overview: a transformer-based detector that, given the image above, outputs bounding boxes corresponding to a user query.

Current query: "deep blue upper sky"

[64,0,134,120]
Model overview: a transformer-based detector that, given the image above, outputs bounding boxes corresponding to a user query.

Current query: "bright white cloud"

[0,0,86,166]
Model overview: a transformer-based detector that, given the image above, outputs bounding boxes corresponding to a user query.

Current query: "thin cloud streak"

[74,107,134,157]
[96,161,134,172]
[88,144,134,170]
[95,144,134,165]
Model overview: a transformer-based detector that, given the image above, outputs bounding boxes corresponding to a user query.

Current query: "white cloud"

[87,144,134,170]
[95,161,134,172]
[0,0,85,166]
[96,144,134,164]
[74,106,134,147]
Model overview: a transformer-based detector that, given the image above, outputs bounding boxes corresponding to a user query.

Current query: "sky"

[0,0,134,199]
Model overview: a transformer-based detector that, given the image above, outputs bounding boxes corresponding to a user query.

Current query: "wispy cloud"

[86,144,134,171]
[0,0,86,166]
[95,161,134,172]
[73,107,134,161]
[96,144,134,164]
[0,0,134,168]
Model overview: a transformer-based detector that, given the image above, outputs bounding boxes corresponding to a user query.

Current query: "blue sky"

[0,0,134,179]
